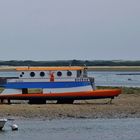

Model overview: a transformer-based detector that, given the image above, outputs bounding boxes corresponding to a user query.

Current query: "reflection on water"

[89,71,140,87]
[0,118,140,140]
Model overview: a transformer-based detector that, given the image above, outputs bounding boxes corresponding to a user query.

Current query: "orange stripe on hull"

[0,89,121,100]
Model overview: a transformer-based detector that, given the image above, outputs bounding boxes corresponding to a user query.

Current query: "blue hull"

[1,81,91,89]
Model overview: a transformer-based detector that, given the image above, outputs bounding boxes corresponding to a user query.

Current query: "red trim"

[0,89,121,99]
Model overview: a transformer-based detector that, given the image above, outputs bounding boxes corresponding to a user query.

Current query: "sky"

[0,0,140,61]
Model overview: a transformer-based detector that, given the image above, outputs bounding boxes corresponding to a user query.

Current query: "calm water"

[89,71,140,87]
[0,118,140,140]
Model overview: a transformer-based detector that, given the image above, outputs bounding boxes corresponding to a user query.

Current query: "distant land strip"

[0,60,140,66]
[0,60,140,71]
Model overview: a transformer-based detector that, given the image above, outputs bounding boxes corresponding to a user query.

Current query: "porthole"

[30,72,35,77]
[20,74,23,77]
[22,72,24,75]
[67,71,72,76]
[40,71,45,77]
[57,71,62,77]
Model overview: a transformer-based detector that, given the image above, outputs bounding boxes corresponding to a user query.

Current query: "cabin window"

[67,71,72,76]
[30,72,35,77]
[40,72,45,77]
[57,71,62,77]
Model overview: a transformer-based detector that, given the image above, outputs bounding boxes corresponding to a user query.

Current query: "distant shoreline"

[0,60,140,68]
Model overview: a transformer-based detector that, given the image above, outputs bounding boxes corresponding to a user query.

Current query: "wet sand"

[0,94,140,119]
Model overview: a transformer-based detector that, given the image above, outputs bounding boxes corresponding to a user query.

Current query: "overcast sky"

[0,0,140,61]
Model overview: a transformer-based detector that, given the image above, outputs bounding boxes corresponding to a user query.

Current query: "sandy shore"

[0,94,140,119]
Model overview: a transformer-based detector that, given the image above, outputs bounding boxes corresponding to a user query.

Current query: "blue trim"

[1,81,91,89]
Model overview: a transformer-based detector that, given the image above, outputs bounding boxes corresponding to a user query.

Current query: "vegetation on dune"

[0,88,4,93]
[0,60,140,66]
[97,86,140,94]
[121,87,140,94]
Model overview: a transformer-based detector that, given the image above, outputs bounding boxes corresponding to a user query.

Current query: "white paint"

[43,85,93,93]
[18,70,77,79]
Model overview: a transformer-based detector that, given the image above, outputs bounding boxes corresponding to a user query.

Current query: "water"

[89,71,140,87]
[0,118,140,140]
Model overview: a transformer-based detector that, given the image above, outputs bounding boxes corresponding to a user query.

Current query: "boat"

[0,119,7,130]
[0,66,121,104]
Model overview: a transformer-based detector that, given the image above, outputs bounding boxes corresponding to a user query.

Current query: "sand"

[0,94,140,119]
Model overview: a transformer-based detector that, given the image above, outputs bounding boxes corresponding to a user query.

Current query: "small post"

[8,99,11,104]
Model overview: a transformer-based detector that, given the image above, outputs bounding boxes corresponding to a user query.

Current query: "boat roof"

[16,66,85,71]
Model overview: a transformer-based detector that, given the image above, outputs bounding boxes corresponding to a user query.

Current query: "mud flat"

[0,93,140,119]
